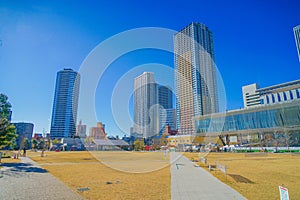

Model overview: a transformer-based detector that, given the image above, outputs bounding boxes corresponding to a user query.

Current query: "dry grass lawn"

[184,152,300,200]
[29,151,170,200]
[0,151,20,169]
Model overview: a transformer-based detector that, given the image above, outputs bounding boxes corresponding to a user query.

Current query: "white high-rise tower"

[133,72,158,138]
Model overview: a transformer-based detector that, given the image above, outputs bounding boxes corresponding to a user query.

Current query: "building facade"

[13,122,34,149]
[158,85,176,133]
[159,108,176,134]
[195,100,300,146]
[242,80,300,108]
[76,120,87,138]
[133,72,159,138]
[174,22,219,135]
[89,122,106,139]
[158,85,173,109]
[50,68,80,139]
[294,25,300,62]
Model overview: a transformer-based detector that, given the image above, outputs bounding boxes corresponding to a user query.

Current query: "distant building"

[163,125,178,136]
[8,111,12,121]
[159,109,177,134]
[50,68,80,139]
[242,80,300,108]
[76,120,87,138]
[33,133,43,139]
[174,22,219,135]
[89,122,106,139]
[13,122,34,149]
[130,127,134,135]
[158,85,173,109]
[158,85,176,134]
[294,25,300,62]
[133,72,159,138]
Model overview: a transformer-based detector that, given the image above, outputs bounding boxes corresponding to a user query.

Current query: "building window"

[277,93,281,102]
[283,92,287,101]
[260,99,264,104]
[297,89,300,99]
[290,91,294,100]
[271,94,275,103]
[266,96,269,104]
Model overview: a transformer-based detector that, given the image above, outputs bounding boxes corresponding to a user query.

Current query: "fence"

[200,157,207,164]
[216,162,227,175]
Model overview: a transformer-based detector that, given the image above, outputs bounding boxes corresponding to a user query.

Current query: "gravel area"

[0,157,84,200]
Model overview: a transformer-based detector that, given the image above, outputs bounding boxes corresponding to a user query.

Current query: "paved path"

[0,157,84,200]
[170,152,246,200]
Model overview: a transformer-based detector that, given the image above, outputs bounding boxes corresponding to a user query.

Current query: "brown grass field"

[184,152,300,200]
[27,151,300,200]
[28,151,170,200]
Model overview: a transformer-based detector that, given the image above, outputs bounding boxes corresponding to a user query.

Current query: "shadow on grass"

[0,162,48,178]
[228,174,254,184]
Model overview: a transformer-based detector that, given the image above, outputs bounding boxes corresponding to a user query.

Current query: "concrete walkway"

[0,157,83,200]
[170,152,246,200]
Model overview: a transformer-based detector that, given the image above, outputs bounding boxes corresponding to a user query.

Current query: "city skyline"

[1,1,300,135]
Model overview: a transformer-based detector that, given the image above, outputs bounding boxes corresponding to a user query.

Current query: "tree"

[133,139,144,151]
[52,138,61,145]
[22,138,31,150]
[32,139,38,149]
[0,94,17,149]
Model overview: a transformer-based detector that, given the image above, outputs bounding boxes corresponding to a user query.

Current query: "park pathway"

[170,152,246,200]
[0,157,83,200]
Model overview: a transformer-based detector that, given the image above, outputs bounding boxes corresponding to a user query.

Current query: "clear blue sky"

[1,0,299,136]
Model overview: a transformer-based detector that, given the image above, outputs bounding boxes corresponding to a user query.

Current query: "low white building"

[242,80,300,108]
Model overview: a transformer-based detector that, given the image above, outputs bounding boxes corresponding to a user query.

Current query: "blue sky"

[1,0,300,136]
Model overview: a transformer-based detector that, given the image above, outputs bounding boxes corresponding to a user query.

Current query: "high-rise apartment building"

[158,85,176,133]
[158,85,173,109]
[242,80,300,108]
[174,22,218,135]
[50,68,80,139]
[294,25,300,62]
[133,72,158,138]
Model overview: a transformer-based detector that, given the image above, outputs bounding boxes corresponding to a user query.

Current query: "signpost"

[279,186,289,200]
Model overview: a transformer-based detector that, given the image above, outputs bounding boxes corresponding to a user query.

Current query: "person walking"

[23,147,26,157]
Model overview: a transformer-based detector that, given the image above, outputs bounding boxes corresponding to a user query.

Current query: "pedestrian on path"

[23,148,26,157]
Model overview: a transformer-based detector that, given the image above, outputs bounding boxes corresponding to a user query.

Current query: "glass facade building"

[174,22,218,135]
[158,85,176,133]
[50,69,80,139]
[195,100,300,140]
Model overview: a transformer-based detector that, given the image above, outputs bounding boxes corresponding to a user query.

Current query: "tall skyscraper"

[158,85,176,133]
[50,68,80,139]
[294,25,300,62]
[133,72,158,138]
[174,22,218,135]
